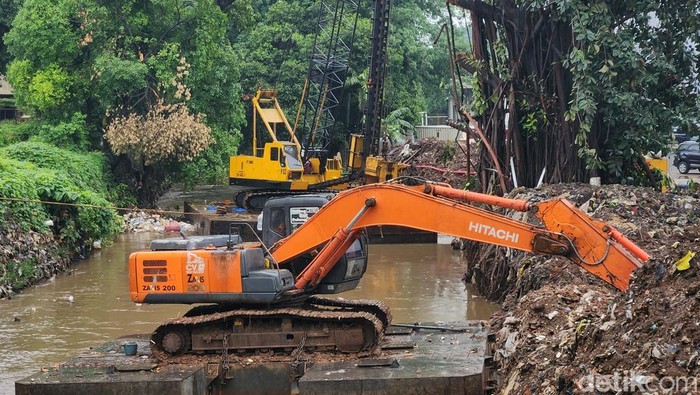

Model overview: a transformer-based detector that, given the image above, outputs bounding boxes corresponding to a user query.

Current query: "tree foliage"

[4,0,245,205]
[5,0,695,203]
[106,98,213,167]
[449,0,699,190]
[0,0,22,74]
[0,142,120,243]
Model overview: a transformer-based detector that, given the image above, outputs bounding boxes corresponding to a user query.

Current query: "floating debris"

[122,212,195,233]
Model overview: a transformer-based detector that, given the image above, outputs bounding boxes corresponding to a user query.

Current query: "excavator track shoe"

[149,299,391,361]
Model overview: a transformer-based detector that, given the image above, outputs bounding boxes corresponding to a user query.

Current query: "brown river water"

[0,233,499,393]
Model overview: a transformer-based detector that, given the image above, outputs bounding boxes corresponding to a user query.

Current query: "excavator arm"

[270,182,648,291]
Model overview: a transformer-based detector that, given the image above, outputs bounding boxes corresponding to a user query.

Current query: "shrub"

[2,141,109,193]
[0,120,38,147]
[33,112,89,151]
[0,158,50,231]
[0,143,120,242]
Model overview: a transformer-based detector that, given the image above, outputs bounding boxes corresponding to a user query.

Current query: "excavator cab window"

[270,147,279,162]
[269,208,287,237]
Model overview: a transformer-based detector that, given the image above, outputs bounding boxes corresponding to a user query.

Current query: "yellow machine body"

[229,89,346,190]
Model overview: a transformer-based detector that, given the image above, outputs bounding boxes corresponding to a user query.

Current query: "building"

[0,75,19,121]
[415,116,466,141]
[414,87,475,142]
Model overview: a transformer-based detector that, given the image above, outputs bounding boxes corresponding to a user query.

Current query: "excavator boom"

[271,182,646,291]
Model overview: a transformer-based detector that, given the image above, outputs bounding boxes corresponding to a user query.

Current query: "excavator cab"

[262,194,369,294]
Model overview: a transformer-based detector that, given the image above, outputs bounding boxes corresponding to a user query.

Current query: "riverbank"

[465,183,700,392]
[0,212,194,299]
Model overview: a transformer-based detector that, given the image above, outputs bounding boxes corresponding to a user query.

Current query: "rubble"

[390,137,477,188]
[463,183,700,393]
[122,212,195,233]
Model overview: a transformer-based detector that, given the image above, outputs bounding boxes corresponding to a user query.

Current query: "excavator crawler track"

[151,298,391,362]
[308,295,392,328]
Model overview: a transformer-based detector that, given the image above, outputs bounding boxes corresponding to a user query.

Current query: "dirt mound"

[464,184,700,393]
[390,137,477,188]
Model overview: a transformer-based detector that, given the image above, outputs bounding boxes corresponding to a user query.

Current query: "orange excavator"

[129,181,648,357]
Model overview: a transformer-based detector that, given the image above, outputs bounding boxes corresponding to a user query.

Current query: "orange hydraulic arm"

[270,182,648,292]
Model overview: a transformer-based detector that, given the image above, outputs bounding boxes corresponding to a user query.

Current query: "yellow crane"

[229,89,345,210]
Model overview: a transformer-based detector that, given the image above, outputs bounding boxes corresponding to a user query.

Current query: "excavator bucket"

[534,199,647,291]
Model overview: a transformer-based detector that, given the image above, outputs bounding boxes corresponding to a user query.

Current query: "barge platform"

[17,321,493,395]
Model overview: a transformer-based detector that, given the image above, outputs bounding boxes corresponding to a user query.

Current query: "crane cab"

[229,141,307,190]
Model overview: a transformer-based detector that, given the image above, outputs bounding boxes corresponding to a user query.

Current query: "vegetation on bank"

[0,128,122,296]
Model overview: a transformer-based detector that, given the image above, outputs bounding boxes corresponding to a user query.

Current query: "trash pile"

[122,211,196,233]
[0,220,71,298]
[390,137,477,188]
[463,183,700,393]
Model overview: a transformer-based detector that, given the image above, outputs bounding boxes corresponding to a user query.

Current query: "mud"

[463,183,700,393]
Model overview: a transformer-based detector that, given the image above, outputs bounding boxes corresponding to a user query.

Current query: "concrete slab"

[299,321,492,394]
[17,322,492,395]
[15,335,208,395]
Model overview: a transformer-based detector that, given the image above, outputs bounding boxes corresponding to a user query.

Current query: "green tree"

[382,107,416,142]
[235,0,458,157]
[448,0,699,190]
[5,0,245,206]
[0,0,22,74]
[235,0,316,106]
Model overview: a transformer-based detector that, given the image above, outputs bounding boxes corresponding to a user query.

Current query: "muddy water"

[0,233,498,393]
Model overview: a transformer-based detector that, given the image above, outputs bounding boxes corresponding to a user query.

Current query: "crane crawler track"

[151,298,390,362]
[236,189,339,212]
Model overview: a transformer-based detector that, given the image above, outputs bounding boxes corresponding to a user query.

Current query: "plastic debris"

[675,251,696,271]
